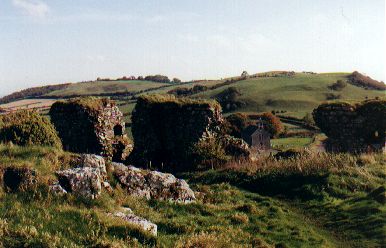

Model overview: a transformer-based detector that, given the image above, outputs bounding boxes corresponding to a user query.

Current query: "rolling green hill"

[192,72,385,117]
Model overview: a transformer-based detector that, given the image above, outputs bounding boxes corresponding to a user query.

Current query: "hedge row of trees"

[347,71,386,90]
[168,85,208,96]
[97,75,182,84]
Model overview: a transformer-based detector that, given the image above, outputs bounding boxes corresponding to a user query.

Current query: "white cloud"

[12,0,50,18]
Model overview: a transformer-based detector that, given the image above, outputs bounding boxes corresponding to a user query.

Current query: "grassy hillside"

[0,145,384,247]
[193,73,385,117]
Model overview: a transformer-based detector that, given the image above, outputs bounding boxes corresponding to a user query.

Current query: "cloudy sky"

[0,0,384,96]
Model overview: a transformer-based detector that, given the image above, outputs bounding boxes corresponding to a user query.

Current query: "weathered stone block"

[112,162,196,203]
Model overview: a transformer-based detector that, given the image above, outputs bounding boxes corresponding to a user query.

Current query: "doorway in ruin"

[114,124,123,136]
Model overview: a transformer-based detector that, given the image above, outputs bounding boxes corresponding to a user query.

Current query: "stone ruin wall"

[313,100,385,152]
[128,94,223,171]
[50,98,131,160]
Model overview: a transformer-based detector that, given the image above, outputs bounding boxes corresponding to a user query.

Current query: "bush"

[0,110,62,148]
[221,113,249,138]
[325,93,341,100]
[329,80,347,91]
[172,78,182,83]
[254,112,283,138]
[192,136,230,170]
[214,87,245,112]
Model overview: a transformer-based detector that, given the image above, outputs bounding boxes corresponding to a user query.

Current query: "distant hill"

[0,83,71,104]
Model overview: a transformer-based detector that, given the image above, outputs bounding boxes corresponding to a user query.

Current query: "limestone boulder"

[55,167,102,199]
[109,208,157,236]
[112,163,196,203]
[79,154,107,179]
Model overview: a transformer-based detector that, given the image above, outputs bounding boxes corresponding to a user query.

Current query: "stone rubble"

[50,154,195,203]
[112,162,196,203]
[108,207,157,236]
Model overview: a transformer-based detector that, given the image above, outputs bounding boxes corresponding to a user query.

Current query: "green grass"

[271,137,313,149]
[0,145,385,247]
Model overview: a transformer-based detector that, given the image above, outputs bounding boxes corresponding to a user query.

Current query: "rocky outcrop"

[112,163,196,203]
[109,208,157,236]
[55,167,102,199]
[128,94,223,171]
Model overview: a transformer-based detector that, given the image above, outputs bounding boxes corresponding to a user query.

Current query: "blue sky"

[0,0,384,95]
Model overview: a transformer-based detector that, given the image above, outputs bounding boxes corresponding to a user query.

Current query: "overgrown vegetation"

[0,110,62,148]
